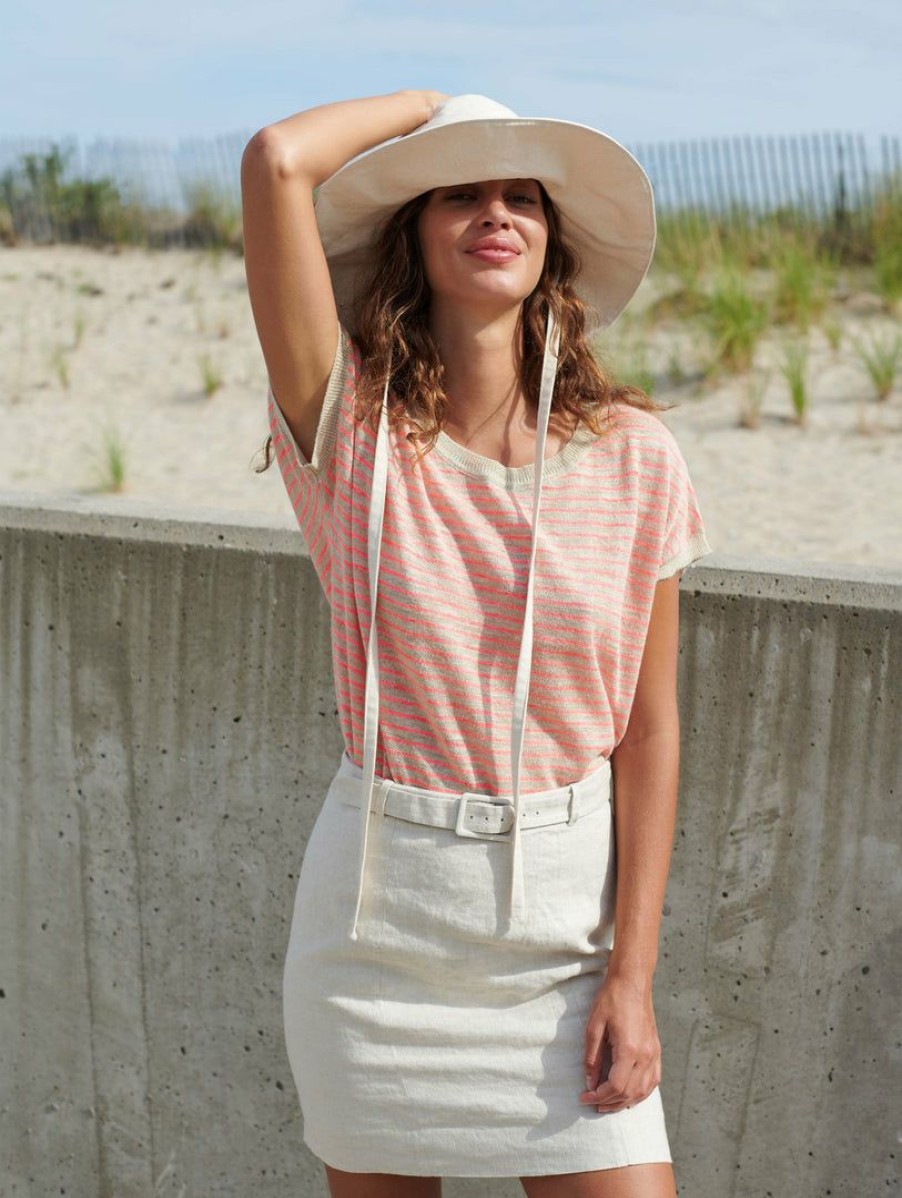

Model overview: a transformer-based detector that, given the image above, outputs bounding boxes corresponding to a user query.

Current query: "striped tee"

[268,326,713,795]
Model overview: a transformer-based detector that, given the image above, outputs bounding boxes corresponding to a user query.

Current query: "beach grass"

[773,241,835,331]
[738,368,769,430]
[702,265,771,375]
[198,353,224,398]
[874,241,902,309]
[822,315,843,353]
[95,427,128,493]
[72,309,87,349]
[779,338,811,426]
[50,346,70,390]
[871,178,902,308]
[852,329,902,400]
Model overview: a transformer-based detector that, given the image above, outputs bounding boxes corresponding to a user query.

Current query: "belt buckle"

[454,793,515,842]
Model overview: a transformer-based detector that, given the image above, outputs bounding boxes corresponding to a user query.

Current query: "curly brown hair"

[256,184,668,473]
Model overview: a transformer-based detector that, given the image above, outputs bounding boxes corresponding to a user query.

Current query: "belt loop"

[566,783,579,825]
[375,778,392,818]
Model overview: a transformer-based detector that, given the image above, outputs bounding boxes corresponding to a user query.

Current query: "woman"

[241,91,712,1198]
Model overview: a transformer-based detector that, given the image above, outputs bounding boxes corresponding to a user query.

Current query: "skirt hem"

[303,1129,673,1178]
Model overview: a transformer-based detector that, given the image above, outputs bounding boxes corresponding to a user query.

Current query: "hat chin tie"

[349,311,561,941]
[349,357,393,942]
[506,306,560,929]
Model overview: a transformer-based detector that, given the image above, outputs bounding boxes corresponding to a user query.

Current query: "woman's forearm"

[258,90,446,187]
[606,726,681,990]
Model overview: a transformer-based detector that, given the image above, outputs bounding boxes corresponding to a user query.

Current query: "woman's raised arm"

[240,90,445,461]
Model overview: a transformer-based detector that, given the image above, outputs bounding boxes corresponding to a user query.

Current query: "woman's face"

[416,178,548,314]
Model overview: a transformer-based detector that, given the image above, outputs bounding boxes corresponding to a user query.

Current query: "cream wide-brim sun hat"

[314,93,657,335]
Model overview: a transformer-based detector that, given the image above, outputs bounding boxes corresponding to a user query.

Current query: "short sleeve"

[656,431,713,582]
[267,324,352,479]
[266,324,359,599]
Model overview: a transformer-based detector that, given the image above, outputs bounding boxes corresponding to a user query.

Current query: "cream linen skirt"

[282,750,672,1178]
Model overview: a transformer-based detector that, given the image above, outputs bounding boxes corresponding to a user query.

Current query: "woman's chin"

[439,277,539,315]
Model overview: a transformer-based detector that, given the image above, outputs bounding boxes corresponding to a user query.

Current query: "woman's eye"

[440,188,539,207]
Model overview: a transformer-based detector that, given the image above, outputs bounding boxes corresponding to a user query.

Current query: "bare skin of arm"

[581,569,684,1112]
[240,89,445,461]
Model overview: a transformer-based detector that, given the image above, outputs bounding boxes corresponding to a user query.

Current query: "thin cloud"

[1,0,899,141]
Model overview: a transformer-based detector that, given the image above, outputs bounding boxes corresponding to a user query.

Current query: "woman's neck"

[430,305,529,438]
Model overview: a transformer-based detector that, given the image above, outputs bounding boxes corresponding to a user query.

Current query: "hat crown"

[425,94,520,132]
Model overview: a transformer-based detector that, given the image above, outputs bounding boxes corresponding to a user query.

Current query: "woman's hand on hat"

[394,89,450,129]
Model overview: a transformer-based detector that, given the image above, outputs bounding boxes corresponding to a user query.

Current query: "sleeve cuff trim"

[269,326,348,475]
[657,531,714,581]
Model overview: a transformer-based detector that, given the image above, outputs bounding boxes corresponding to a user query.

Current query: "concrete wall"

[1,493,900,1198]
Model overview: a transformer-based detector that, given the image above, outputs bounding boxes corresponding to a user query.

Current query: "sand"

[1,243,900,572]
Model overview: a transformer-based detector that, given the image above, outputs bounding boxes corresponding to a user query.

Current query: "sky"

[3,0,901,149]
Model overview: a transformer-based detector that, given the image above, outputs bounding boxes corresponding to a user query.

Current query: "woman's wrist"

[605,951,657,993]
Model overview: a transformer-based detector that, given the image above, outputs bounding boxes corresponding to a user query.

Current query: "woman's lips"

[464,240,519,264]
[467,245,517,262]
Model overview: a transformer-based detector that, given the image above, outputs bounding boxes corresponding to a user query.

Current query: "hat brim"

[315,116,656,335]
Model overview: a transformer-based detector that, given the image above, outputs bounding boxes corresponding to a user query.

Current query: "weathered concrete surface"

[1,493,900,1198]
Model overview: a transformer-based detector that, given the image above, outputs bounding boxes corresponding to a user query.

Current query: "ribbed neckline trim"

[432,424,599,491]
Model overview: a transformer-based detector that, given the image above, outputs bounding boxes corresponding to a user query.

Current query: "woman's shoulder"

[602,399,685,459]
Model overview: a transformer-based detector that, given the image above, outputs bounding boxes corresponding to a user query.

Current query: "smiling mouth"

[467,248,520,263]
[465,240,522,263]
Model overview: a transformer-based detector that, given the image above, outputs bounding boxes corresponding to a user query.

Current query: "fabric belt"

[349,309,564,942]
[334,750,611,841]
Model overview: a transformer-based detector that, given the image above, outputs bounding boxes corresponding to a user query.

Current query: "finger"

[595,1089,635,1111]
[590,1057,640,1108]
[628,1060,661,1105]
[595,1090,634,1114]
[595,1049,638,1098]
[583,1020,607,1094]
[595,1086,636,1113]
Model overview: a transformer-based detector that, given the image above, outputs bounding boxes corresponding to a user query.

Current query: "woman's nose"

[478,197,512,227]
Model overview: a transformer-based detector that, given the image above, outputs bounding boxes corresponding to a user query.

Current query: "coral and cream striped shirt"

[268,327,712,795]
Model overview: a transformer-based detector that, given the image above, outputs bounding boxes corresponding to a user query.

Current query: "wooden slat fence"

[0,130,899,242]
[632,132,901,222]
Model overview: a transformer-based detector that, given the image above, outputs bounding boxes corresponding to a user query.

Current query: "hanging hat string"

[349,312,561,942]
[349,359,392,942]
[506,305,561,929]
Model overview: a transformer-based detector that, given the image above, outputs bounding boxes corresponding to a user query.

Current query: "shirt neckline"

[432,423,598,491]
